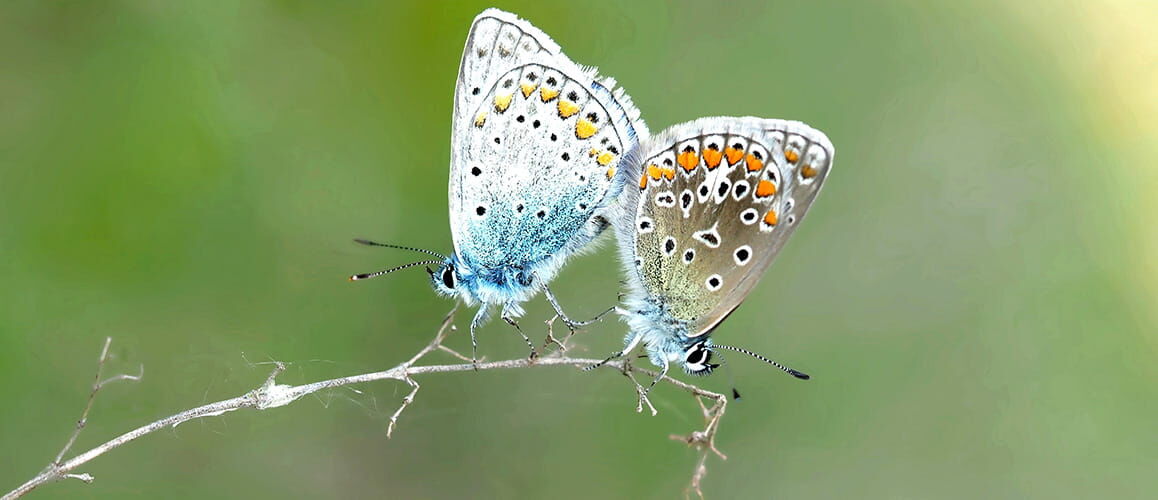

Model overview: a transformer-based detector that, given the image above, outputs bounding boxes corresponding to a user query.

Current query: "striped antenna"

[349,260,443,281]
[353,239,447,260]
[713,344,810,380]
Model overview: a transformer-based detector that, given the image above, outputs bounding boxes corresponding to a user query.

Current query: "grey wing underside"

[448,9,558,267]
[619,117,834,336]
[448,9,646,271]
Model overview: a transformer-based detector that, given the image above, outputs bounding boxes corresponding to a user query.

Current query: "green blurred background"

[2,1,1154,498]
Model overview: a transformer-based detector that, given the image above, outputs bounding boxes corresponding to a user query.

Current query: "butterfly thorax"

[620,293,703,368]
[431,255,541,315]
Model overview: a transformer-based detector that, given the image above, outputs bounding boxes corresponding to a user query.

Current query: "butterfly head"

[350,239,482,301]
[680,339,719,376]
[627,303,810,380]
[428,256,467,298]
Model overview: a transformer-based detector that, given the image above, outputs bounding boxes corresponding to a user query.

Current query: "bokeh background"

[1,1,1154,498]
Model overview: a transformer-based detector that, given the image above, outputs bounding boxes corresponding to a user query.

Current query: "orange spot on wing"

[746,153,764,172]
[703,147,723,169]
[724,147,744,165]
[606,166,616,180]
[763,209,779,226]
[473,111,487,127]
[755,180,777,198]
[557,100,580,118]
[539,88,560,102]
[677,150,699,171]
[597,152,615,166]
[575,118,598,139]
[784,149,799,163]
[639,173,649,190]
[520,83,538,98]
[494,94,512,112]
[801,164,818,179]
[647,164,662,180]
[661,167,676,180]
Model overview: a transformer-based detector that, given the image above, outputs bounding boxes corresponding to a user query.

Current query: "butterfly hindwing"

[620,117,834,335]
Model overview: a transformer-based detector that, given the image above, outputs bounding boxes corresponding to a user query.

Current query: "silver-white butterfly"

[591,117,834,390]
[352,9,648,361]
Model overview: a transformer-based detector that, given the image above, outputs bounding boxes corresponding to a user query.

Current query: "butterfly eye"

[686,348,705,365]
[684,345,714,374]
[441,266,456,289]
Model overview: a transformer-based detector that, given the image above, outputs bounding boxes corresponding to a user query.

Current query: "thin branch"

[51,337,142,467]
[4,308,727,499]
[672,393,729,499]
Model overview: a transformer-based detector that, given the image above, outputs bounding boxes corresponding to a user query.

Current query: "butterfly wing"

[619,117,833,335]
[449,9,647,274]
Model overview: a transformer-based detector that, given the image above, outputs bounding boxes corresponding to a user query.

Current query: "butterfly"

[589,117,833,390]
[351,9,648,361]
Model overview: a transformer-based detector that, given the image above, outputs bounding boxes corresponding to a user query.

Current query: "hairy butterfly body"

[596,117,833,386]
[353,9,647,360]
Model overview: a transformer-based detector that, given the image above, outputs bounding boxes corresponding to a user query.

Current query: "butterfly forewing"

[452,10,558,167]
[625,117,833,336]
[449,10,646,271]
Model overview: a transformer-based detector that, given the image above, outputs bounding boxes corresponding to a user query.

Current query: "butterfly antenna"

[713,344,810,380]
[349,260,442,281]
[353,239,447,260]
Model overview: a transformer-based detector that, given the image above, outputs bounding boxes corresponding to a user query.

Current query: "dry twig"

[3,308,728,499]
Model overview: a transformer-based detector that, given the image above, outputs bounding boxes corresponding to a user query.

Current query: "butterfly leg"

[501,315,538,361]
[469,307,489,369]
[644,359,669,397]
[542,284,615,330]
[626,359,667,415]
[583,333,643,371]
